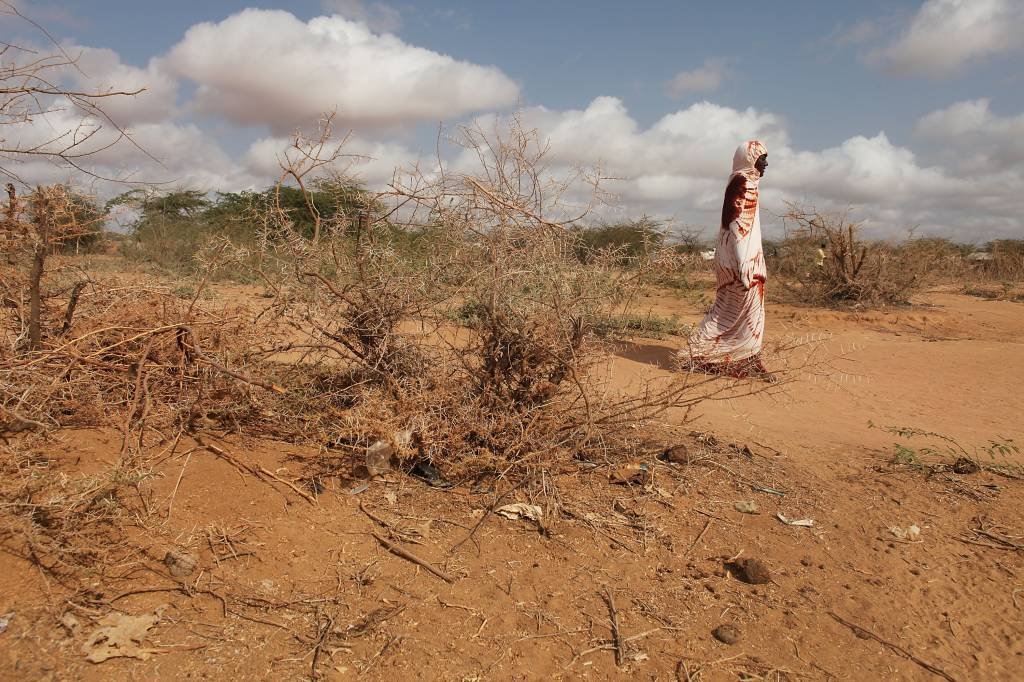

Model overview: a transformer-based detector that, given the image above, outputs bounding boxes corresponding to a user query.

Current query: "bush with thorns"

[770,203,930,308]
[223,116,801,483]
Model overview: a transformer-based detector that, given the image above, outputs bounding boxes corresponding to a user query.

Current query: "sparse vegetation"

[112,180,379,276]
[593,312,689,339]
[3,8,1022,679]
[766,205,1024,308]
[872,422,1022,479]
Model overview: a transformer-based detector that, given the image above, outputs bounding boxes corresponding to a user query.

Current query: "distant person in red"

[682,140,774,381]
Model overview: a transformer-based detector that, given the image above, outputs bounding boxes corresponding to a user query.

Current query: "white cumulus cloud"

[2,102,260,193]
[915,98,1024,173]
[243,133,419,188]
[466,97,1022,241]
[164,9,520,133]
[872,0,1024,77]
[65,44,179,126]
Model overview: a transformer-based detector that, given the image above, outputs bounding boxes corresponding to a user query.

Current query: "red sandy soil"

[2,286,1022,681]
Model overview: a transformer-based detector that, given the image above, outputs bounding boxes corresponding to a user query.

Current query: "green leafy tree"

[574,216,664,264]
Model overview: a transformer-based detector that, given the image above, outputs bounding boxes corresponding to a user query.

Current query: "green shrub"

[574,217,664,265]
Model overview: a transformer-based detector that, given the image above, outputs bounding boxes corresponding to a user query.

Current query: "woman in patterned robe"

[683,140,774,381]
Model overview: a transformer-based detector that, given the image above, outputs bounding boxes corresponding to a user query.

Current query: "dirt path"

[616,291,1024,456]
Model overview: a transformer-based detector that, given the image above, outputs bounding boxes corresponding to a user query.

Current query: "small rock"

[726,557,772,585]
[163,549,198,577]
[661,444,690,464]
[609,462,652,485]
[713,624,740,645]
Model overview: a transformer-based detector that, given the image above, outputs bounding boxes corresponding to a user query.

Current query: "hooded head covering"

[721,139,767,232]
[731,140,767,179]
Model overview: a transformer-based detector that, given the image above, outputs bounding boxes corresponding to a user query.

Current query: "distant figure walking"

[682,140,774,381]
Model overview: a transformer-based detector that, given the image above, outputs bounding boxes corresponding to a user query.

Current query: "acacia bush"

[770,204,932,307]
[115,180,379,275]
[574,217,664,264]
[983,240,1024,282]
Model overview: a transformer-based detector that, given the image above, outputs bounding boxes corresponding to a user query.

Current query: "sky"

[4,0,1024,242]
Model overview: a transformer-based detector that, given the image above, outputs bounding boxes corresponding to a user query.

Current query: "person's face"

[755,153,768,177]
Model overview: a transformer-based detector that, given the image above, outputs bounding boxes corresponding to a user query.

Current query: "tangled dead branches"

[772,203,926,307]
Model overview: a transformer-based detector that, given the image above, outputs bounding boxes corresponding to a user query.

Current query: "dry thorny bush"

[0,185,284,576]
[0,116,829,596]
[771,203,930,308]
[217,116,822,485]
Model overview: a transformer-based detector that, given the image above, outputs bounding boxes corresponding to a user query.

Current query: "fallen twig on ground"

[371,532,454,583]
[449,474,536,555]
[603,586,625,666]
[684,518,713,557]
[829,611,957,682]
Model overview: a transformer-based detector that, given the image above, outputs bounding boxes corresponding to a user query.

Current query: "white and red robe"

[685,140,768,372]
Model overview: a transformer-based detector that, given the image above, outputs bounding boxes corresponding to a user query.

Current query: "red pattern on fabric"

[684,139,768,367]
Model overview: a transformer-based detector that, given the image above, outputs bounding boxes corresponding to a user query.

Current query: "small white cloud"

[665,58,731,97]
[872,0,1024,77]
[915,98,995,138]
[3,104,258,192]
[65,44,179,126]
[164,9,519,133]
[321,0,401,34]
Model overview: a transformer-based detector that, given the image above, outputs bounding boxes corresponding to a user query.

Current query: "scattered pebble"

[890,524,921,541]
[59,612,79,636]
[661,444,689,464]
[734,500,759,514]
[163,549,198,577]
[713,624,740,645]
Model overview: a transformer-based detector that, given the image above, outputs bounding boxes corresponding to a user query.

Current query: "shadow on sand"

[614,342,679,371]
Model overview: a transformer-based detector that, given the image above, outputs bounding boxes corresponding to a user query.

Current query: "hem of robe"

[677,353,769,379]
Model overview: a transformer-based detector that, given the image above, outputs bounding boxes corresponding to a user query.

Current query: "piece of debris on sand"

[495,503,543,522]
[82,607,166,663]
[734,500,759,514]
